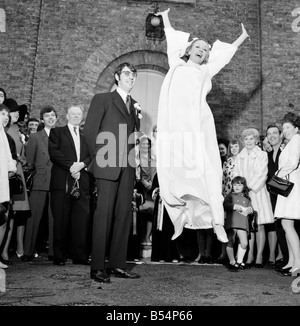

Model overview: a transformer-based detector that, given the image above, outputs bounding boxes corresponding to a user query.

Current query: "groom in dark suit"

[83,62,141,283]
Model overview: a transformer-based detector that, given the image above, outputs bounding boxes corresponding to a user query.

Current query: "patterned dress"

[222,157,236,197]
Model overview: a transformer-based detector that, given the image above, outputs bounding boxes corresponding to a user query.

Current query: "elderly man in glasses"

[84,62,141,283]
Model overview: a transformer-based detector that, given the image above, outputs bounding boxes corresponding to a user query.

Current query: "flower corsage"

[134,102,143,119]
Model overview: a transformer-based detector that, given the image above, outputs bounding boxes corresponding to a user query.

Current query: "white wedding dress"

[157,27,238,240]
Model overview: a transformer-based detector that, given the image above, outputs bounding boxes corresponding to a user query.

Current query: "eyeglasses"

[121,71,138,78]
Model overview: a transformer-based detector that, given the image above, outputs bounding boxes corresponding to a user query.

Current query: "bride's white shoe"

[213,224,228,243]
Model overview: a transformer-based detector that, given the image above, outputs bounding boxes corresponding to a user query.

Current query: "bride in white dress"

[156,8,249,242]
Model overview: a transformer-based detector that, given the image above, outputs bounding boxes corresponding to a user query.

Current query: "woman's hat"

[3,98,28,114]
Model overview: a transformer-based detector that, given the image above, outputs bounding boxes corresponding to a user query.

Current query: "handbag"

[248,210,258,233]
[70,179,81,200]
[9,174,24,195]
[22,164,36,192]
[267,170,294,197]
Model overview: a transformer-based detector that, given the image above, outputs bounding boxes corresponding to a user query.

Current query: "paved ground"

[0,254,300,308]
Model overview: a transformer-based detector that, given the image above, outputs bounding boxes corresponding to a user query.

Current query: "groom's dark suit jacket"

[84,90,140,179]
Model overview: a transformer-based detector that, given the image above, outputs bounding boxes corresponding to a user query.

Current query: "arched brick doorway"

[75,50,168,136]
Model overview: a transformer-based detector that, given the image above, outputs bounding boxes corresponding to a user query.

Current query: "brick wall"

[0,0,299,140]
[260,0,300,134]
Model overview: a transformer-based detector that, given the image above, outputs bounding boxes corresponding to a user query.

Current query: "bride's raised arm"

[155,8,171,29]
[232,23,250,48]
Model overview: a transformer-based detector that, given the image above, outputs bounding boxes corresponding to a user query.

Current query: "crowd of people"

[1,8,300,284]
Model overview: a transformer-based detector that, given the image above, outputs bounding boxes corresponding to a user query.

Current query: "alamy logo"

[292,8,300,32]
[0,9,5,33]
[94,125,205,174]
[291,268,300,294]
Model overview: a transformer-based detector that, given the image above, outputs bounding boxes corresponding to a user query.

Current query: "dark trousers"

[24,191,53,256]
[91,167,135,271]
[51,189,90,261]
[151,207,180,262]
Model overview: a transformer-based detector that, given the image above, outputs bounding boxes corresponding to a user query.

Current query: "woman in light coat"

[234,128,274,267]
[3,99,30,261]
[0,108,17,269]
[274,112,300,276]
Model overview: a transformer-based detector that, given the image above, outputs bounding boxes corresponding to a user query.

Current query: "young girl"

[223,176,253,270]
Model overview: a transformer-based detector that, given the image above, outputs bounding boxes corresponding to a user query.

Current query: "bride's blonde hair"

[182,39,211,64]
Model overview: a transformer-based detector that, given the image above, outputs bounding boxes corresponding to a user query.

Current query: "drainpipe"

[258,0,264,135]
[29,0,43,112]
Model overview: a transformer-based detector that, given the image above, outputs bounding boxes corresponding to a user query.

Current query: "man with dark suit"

[83,62,141,283]
[49,105,91,266]
[22,106,57,261]
[264,124,288,269]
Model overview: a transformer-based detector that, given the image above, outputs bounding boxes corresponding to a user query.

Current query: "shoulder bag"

[22,164,36,192]
[266,170,294,197]
[9,174,24,195]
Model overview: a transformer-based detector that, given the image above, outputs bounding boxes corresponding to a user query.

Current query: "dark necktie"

[73,126,78,135]
[126,95,131,114]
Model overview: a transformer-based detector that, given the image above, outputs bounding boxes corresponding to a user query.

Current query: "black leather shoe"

[227,263,239,271]
[107,268,140,279]
[278,267,292,274]
[274,263,286,271]
[90,270,110,283]
[275,258,284,266]
[53,257,65,266]
[0,257,13,265]
[237,263,246,270]
[281,270,292,276]
[21,255,34,262]
[73,259,91,265]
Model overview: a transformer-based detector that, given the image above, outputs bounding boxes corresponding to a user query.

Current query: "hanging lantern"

[150,15,161,27]
[145,13,165,41]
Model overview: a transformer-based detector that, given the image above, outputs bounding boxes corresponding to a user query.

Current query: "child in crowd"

[223,176,253,270]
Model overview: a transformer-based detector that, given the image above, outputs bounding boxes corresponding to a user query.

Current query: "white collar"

[67,123,79,133]
[44,127,51,136]
[117,87,130,103]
